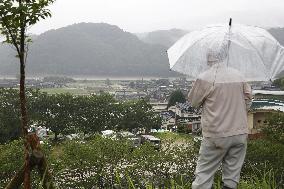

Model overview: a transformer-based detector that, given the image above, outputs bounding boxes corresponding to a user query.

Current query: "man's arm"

[188,79,213,108]
[243,82,252,111]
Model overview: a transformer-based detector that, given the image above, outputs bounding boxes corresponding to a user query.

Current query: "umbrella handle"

[226,18,232,68]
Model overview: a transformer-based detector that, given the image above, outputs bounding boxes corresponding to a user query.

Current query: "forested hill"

[0,23,176,77]
[137,28,284,49]
[136,29,188,48]
[0,23,283,78]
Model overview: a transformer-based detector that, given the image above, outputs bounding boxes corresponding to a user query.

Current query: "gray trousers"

[192,134,247,189]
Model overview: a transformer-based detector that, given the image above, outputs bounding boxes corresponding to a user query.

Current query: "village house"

[248,98,284,138]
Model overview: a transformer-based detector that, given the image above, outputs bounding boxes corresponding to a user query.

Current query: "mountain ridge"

[0,23,283,78]
[0,23,176,77]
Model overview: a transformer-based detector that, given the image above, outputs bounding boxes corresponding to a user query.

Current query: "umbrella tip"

[229,18,232,26]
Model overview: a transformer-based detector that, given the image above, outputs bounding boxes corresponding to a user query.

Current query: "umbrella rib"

[237,32,269,78]
[172,31,222,70]
[172,29,231,77]
[188,30,222,49]
[169,25,281,81]
[249,27,278,44]
[237,33,265,64]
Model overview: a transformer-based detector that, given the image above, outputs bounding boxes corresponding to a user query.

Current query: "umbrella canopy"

[167,22,284,81]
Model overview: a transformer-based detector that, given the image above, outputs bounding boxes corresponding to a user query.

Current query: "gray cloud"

[30,0,284,34]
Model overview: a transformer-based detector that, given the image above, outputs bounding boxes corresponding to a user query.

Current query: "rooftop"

[251,99,284,112]
[253,90,284,95]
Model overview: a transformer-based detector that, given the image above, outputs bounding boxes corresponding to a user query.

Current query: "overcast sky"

[30,0,284,34]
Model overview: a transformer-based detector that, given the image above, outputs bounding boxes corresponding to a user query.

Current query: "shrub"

[262,112,284,144]
[243,139,284,186]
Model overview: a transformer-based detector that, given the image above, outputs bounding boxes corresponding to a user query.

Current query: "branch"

[4,164,26,189]
[1,18,21,56]
[25,42,29,65]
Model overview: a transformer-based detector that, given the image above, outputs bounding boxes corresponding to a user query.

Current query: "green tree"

[129,81,135,88]
[73,94,117,135]
[105,78,111,87]
[0,88,21,143]
[0,88,45,144]
[167,90,186,108]
[272,77,284,90]
[263,112,284,144]
[0,0,55,188]
[118,99,161,132]
[43,76,75,85]
[37,93,76,140]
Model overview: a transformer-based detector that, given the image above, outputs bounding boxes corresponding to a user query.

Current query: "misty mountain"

[136,27,284,79]
[0,23,284,78]
[268,28,284,46]
[268,28,284,77]
[137,28,284,48]
[136,29,188,48]
[0,23,177,77]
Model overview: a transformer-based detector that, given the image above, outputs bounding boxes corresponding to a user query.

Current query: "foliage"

[156,79,170,86]
[116,99,161,132]
[236,169,278,189]
[0,135,196,188]
[0,89,162,143]
[262,112,284,144]
[177,123,192,134]
[0,140,24,187]
[243,139,284,187]
[168,90,186,108]
[0,88,21,143]
[0,139,55,188]
[37,93,76,140]
[154,132,193,142]
[0,0,54,52]
[0,135,282,188]
[0,88,45,143]
[272,77,284,90]
[122,172,278,189]
[0,1,55,187]
[105,78,111,86]
[72,94,118,135]
[43,76,75,85]
[55,135,132,188]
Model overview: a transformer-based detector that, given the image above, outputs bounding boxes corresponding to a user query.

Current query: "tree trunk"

[20,51,31,189]
[5,134,56,189]
[18,1,31,188]
[54,132,58,141]
[5,153,56,189]
[5,165,26,189]
[4,1,55,188]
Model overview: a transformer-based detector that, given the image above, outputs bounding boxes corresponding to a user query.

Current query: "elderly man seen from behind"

[188,49,252,189]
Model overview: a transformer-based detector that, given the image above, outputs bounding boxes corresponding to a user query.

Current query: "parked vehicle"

[118,131,140,148]
[140,135,161,150]
[129,137,141,148]
[101,130,117,140]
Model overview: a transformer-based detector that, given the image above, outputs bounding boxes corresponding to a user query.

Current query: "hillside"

[268,27,284,45]
[136,29,188,48]
[0,23,176,77]
[0,24,283,78]
[138,28,284,48]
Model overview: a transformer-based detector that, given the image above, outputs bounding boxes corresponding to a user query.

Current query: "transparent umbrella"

[167,19,284,82]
